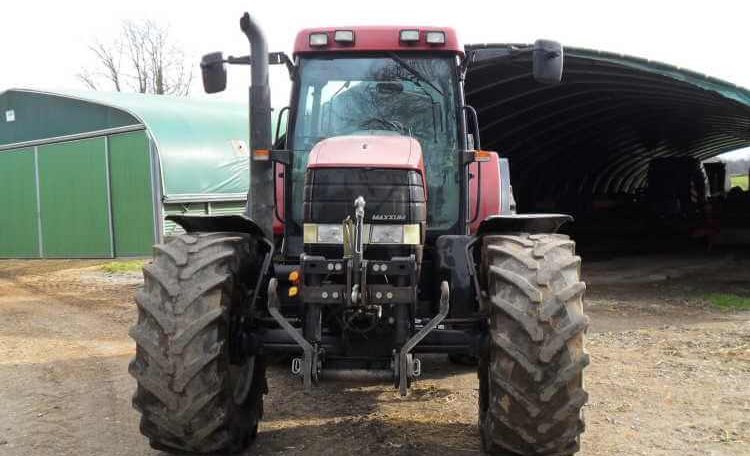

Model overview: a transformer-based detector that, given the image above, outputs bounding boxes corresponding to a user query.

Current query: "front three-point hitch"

[266,197,449,395]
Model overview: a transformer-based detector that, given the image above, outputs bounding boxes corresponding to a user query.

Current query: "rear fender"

[476,214,573,236]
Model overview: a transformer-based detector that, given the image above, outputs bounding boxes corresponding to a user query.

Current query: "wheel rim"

[233,356,256,405]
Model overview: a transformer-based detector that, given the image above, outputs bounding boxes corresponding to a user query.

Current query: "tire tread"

[480,233,588,456]
[130,232,266,454]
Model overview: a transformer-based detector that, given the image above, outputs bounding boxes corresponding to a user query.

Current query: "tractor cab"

[286,28,464,251]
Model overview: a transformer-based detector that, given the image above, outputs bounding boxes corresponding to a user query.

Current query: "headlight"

[317,224,344,243]
[370,224,421,245]
[304,223,420,245]
[304,224,345,244]
[370,225,404,244]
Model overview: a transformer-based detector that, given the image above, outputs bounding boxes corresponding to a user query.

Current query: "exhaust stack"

[240,13,274,239]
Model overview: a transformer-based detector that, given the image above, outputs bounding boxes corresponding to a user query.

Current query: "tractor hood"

[302,134,428,228]
[306,134,425,173]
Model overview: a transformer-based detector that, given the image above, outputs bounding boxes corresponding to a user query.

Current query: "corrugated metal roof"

[464,46,750,211]
[0,88,251,199]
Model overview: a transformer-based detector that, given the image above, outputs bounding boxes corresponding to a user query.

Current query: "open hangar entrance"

[465,46,750,254]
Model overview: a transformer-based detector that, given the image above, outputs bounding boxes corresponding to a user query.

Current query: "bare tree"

[77,20,192,96]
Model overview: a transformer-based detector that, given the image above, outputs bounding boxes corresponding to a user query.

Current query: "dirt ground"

[0,253,748,456]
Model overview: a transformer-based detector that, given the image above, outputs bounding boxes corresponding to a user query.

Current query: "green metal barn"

[0,89,250,258]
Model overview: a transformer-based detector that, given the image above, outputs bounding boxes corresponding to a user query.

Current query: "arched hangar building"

[465,46,750,245]
[0,89,250,258]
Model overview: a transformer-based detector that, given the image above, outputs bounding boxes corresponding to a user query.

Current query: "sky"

[2,0,748,158]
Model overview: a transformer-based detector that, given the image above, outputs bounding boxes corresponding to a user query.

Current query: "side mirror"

[200,52,227,93]
[532,40,564,85]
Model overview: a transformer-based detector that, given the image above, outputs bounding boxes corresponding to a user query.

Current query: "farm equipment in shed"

[129,13,589,456]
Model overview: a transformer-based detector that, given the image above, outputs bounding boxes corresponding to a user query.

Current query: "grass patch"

[705,293,750,311]
[730,175,748,190]
[100,260,146,274]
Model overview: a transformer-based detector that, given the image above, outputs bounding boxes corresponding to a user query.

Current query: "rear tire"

[129,232,267,454]
[479,233,588,455]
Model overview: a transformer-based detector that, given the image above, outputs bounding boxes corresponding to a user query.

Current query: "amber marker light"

[474,150,492,162]
[288,270,300,283]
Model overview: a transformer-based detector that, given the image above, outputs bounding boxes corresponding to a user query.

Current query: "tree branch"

[79,19,191,96]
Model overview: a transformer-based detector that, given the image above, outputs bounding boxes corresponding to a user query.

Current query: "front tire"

[479,233,588,455]
[129,232,267,454]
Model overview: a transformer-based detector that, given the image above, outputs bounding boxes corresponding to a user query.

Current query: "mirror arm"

[226,55,251,65]
[465,45,533,65]
[221,53,295,78]
[270,52,296,79]
[463,44,557,69]
[506,45,535,57]
[462,105,481,150]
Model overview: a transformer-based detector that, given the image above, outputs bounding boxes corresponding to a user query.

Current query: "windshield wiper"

[387,52,444,97]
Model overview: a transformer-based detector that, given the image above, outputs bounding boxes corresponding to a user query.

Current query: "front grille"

[303,168,427,224]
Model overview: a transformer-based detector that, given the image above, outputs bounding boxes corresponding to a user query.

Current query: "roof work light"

[309,32,329,47]
[334,30,355,43]
[399,30,420,43]
[425,31,446,44]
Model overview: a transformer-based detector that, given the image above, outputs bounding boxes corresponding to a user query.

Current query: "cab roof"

[293,26,462,57]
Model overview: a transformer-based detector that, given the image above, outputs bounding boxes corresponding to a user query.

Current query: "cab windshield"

[290,55,460,230]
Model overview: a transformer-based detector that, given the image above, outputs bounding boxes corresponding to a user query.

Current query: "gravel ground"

[0,253,748,455]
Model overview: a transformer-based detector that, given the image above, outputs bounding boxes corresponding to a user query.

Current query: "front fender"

[167,214,268,240]
[476,214,573,236]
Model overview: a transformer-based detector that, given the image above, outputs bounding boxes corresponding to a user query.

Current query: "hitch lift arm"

[398,280,450,395]
[267,278,317,391]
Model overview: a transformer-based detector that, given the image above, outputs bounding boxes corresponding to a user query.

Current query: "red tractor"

[130,13,589,455]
